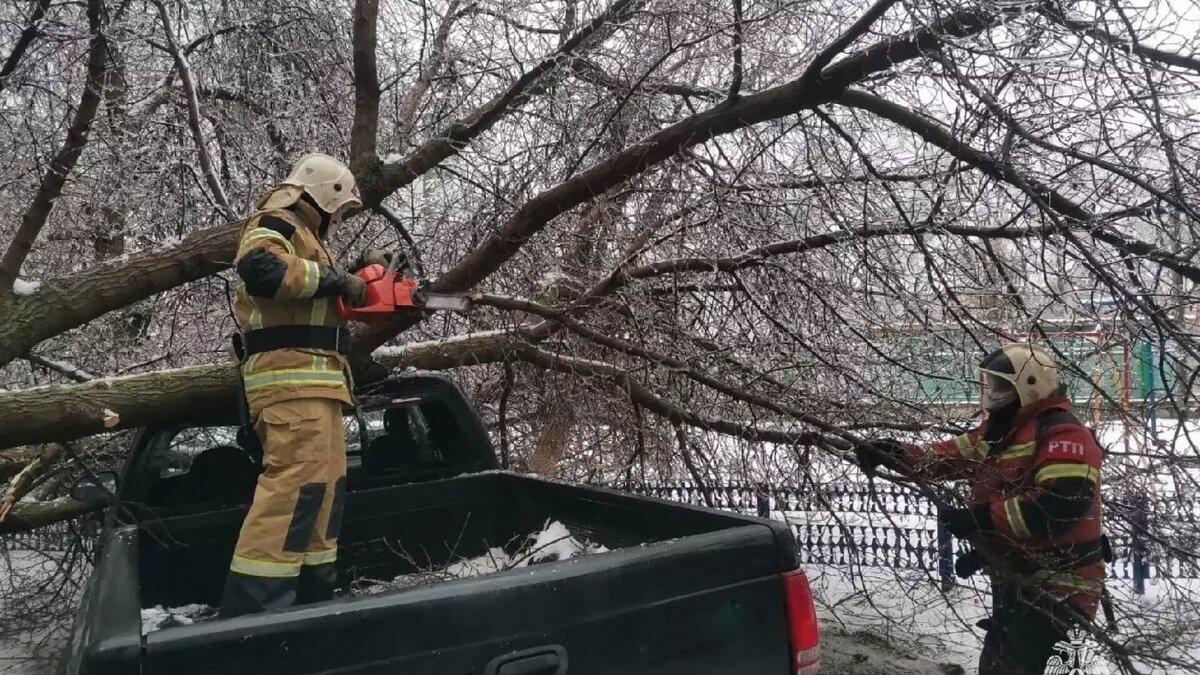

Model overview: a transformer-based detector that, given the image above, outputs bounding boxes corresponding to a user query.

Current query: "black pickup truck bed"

[67,376,819,675]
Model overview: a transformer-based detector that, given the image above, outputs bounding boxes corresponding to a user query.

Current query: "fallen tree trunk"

[0,222,241,367]
[0,330,527,449]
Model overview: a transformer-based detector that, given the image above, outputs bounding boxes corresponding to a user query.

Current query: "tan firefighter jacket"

[233,198,353,411]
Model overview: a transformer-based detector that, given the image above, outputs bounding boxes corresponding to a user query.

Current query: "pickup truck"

[65,373,821,675]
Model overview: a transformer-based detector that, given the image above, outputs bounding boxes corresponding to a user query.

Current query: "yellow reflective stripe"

[1005,497,1032,538]
[1036,463,1099,484]
[242,368,347,392]
[1029,570,1104,593]
[241,228,295,254]
[997,441,1036,459]
[303,548,337,566]
[230,555,301,578]
[311,297,328,325]
[955,434,989,460]
[242,289,264,328]
[299,260,320,298]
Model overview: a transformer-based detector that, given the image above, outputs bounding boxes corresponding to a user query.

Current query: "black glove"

[854,439,907,474]
[954,548,985,579]
[941,505,993,539]
[342,273,368,307]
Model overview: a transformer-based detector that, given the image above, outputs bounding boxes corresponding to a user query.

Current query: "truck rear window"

[142,398,473,511]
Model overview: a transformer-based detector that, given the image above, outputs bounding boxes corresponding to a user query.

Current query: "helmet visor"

[981,371,1018,411]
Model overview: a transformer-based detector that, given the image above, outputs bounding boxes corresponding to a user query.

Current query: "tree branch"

[151,0,233,220]
[0,221,240,367]
[0,328,534,448]
[799,0,903,86]
[367,0,641,206]
[569,56,722,100]
[0,0,53,92]
[514,343,821,445]
[351,0,382,164]
[422,7,1000,290]
[0,0,108,291]
[0,497,95,535]
[835,88,1200,284]
[1043,6,1200,75]
[727,0,744,99]
[395,0,462,147]
[24,352,95,383]
[350,5,1007,356]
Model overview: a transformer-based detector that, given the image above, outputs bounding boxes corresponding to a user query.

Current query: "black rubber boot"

[295,563,338,605]
[218,571,297,618]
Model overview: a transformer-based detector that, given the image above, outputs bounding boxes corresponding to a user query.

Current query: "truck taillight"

[782,569,821,675]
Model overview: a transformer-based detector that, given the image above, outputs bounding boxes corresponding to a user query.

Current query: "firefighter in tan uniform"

[219,153,370,617]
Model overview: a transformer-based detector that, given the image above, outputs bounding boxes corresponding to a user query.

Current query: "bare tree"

[1,0,1199,670]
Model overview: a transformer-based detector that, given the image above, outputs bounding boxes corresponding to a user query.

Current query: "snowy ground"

[809,564,1200,675]
[0,551,68,675]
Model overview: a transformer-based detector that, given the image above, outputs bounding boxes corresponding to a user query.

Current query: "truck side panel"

[66,526,143,675]
[143,526,792,675]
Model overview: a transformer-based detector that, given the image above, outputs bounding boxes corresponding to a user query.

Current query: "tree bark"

[527,407,574,477]
[0,221,241,367]
[0,329,530,448]
[350,0,381,164]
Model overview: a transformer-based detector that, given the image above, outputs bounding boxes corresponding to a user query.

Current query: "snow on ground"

[1,551,68,675]
[820,626,968,675]
[808,564,1200,675]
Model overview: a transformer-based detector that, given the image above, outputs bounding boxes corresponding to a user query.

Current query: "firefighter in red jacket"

[856,343,1106,675]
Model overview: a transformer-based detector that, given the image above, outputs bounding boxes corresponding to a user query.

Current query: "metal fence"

[1,520,80,552]
[630,482,1191,589]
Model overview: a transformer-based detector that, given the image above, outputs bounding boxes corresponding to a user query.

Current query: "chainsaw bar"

[419,294,473,312]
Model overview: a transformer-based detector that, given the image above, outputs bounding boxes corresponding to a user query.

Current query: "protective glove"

[853,439,908,474]
[954,548,985,579]
[941,505,993,539]
[342,273,368,307]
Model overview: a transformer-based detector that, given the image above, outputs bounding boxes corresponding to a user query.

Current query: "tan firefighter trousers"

[219,398,347,617]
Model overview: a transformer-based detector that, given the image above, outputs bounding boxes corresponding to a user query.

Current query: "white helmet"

[281,152,362,215]
[979,343,1060,409]
[258,153,363,218]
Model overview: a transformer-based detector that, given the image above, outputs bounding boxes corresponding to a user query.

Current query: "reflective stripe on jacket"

[233,202,352,411]
[903,396,1104,605]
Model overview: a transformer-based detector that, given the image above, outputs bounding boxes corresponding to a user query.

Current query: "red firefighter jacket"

[905,395,1105,614]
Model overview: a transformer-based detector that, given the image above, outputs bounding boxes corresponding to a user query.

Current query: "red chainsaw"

[336,255,474,321]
